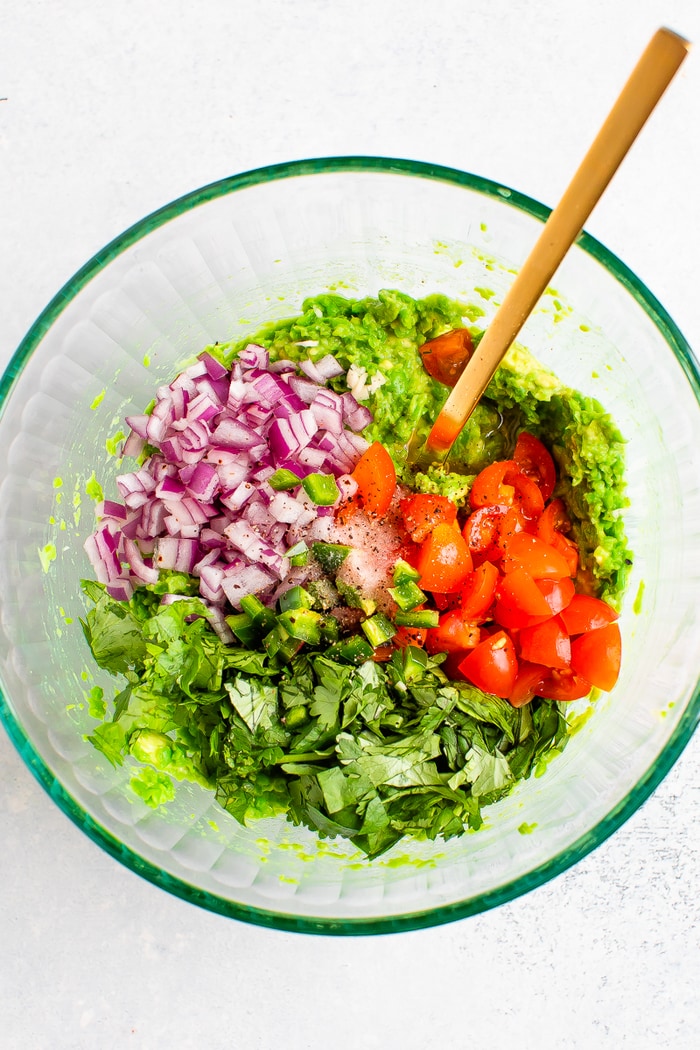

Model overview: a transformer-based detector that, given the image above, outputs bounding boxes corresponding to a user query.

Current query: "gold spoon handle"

[427,26,690,453]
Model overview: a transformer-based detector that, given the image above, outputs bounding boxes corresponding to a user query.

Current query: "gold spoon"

[425,26,690,456]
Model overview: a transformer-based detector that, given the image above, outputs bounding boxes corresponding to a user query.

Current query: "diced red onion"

[238,344,269,370]
[122,430,145,460]
[124,415,150,439]
[186,461,220,503]
[221,563,276,609]
[154,536,201,573]
[288,375,323,403]
[299,354,344,382]
[88,341,380,615]
[199,351,229,381]
[211,418,261,450]
[106,579,134,602]
[124,538,160,586]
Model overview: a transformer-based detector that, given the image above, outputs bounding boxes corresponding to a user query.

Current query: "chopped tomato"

[570,622,621,691]
[377,441,622,698]
[513,432,556,501]
[351,441,396,516]
[419,328,474,386]
[393,625,428,649]
[463,505,509,555]
[432,590,462,612]
[493,567,552,629]
[501,532,572,579]
[509,469,545,519]
[496,505,531,553]
[372,644,394,662]
[518,616,571,669]
[441,651,471,681]
[551,532,579,576]
[416,523,473,592]
[400,493,457,543]
[426,609,480,655]
[460,561,499,620]
[458,630,518,698]
[560,594,619,635]
[537,668,592,701]
[536,497,571,545]
[509,660,548,708]
[537,577,576,616]
[469,460,518,509]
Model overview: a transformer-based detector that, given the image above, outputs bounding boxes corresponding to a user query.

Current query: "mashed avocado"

[222,289,630,605]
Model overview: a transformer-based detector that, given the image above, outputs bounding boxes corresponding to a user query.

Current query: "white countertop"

[1,2,699,1047]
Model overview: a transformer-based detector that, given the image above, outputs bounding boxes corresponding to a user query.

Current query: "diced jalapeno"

[302,473,340,506]
[277,608,324,645]
[312,541,353,574]
[361,612,397,648]
[388,579,427,611]
[394,609,439,628]
[279,585,314,612]
[268,468,302,491]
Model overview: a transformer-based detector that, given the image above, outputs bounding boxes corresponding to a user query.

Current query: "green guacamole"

[222,289,631,605]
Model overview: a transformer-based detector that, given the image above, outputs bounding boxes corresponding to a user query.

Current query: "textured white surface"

[1,1,699,1047]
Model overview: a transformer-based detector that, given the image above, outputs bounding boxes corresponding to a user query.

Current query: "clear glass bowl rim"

[1,155,699,936]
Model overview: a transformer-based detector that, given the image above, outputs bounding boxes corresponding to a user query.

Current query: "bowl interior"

[1,159,699,933]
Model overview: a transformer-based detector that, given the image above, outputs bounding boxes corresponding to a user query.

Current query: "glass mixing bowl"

[1,157,699,934]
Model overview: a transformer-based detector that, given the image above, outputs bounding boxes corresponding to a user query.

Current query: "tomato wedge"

[570,622,622,691]
[419,328,474,386]
[392,625,428,649]
[551,532,579,576]
[426,610,480,655]
[469,460,518,509]
[513,432,556,501]
[351,441,396,516]
[495,505,531,553]
[509,660,548,708]
[536,497,571,545]
[416,523,473,592]
[463,505,509,555]
[560,594,619,635]
[493,567,552,629]
[431,590,462,612]
[537,577,575,616]
[401,493,457,543]
[460,561,499,620]
[509,469,545,519]
[501,532,572,579]
[458,630,518,698]
[537,669,592,701]
[519,616,571,669]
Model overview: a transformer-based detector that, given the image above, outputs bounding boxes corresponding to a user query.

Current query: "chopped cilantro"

[80,579,569,858]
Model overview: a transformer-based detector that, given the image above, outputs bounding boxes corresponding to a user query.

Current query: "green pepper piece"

[394,609,440,628]
[279,585,314,612]
[268,468,302,491]
[239,594,277,632]
[302,473,340,506]
[362,612,397,648]
[393,559,422,584]
[225,612,257,647]
[285,705,308,729]
[335,578,376,616]
[312,542,353,575]
[327,634,374,665]
[286,540,309,567]
[263,623,304,663]
[277,608,324,645]
[388,579,427,611]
